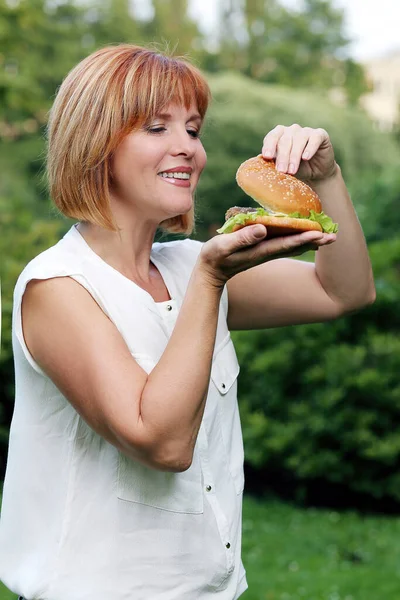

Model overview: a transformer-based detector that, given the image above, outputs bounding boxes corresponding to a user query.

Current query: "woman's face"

[110,102,207,222]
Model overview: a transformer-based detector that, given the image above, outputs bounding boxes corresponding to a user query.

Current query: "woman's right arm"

[22,224,326,472]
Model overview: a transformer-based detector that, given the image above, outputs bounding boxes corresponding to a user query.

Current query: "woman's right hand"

[198,224,335,288]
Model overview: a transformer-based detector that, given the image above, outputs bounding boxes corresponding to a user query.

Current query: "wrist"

[193,257,227,294]
[308,162,342,193]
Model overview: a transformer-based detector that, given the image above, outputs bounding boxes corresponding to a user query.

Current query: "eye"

[187,129,201,139]
[146,126,166,134]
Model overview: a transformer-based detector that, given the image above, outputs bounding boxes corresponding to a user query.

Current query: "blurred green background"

[1,1,400,598]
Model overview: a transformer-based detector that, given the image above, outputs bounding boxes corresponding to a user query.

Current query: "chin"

[163,197,194,218]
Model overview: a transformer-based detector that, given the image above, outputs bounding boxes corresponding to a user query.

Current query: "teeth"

[159,172,190,180]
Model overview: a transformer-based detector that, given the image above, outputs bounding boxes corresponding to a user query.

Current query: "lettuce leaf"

[216,207,338,234]
[216,208,265,234]
[309,210,338,234]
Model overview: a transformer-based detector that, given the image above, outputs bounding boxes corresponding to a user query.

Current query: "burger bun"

[230,214,322,237]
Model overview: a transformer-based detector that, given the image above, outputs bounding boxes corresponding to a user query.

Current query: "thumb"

[233,224,267,248]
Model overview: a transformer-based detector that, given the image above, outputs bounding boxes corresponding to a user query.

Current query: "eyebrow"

[156,112,202,123]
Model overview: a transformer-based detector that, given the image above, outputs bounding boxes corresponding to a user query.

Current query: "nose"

[170,128,196,158]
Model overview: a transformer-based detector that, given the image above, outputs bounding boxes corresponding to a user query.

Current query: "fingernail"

[302,151,310,160]
[253,226,266,238]
[288,163,296,174]
[277,163,285,172]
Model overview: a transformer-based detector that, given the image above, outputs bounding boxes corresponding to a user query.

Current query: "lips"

[158,166,193,175]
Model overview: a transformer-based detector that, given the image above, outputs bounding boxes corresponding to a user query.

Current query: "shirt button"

[166,304,172,311]
[205,485,212,492]
[221,383,226,389]
[225,542,231,549]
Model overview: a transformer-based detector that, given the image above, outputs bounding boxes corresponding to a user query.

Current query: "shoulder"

[12,229,89,376]
[14,227,84,296]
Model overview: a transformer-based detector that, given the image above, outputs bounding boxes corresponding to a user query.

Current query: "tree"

[0,0,88,134]
[85,0,143,47]
[215,0,368,102]
[144,0,204,57]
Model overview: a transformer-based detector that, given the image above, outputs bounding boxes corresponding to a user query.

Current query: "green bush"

[234,238,400,502]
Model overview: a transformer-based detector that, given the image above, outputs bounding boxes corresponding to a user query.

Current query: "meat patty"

[225,206,257,220]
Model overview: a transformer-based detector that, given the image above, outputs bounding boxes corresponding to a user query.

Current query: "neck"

[76,217,158,285]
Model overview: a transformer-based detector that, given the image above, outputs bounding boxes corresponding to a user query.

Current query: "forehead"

[154,102,202,120]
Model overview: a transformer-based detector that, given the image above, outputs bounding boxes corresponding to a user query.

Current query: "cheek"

[197,146,207,174]
[112,134,155,178]
[111,151,149,190]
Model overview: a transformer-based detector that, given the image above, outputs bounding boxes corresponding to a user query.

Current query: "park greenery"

[1,0,400,514]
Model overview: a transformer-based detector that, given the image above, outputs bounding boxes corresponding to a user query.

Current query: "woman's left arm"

[227,124,376,330]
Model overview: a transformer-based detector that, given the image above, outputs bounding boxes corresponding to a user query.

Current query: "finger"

[288,234,336,253]
[262,125,285,160]
[275,126,300,172]
[315,237,337,248]
[263,236,332,258]
[314,233,337,245]
[284,243,320,256]
[301,128,329,161]
[229,230,324,264]
[286,127,313,174]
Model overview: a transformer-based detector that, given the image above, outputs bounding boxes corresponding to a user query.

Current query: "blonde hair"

[47,44,211,234]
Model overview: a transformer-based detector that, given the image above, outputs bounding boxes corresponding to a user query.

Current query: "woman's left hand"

[261,124,337,183]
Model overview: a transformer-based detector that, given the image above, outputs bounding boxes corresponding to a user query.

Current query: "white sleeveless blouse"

[0,224,247,600]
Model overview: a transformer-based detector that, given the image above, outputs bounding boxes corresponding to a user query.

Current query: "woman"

[0,45,375,600]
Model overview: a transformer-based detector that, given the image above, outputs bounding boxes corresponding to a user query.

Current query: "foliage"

[0,0,88,132]
[233,237,400,503]
[215,0,368,102]
[348,168,400,243]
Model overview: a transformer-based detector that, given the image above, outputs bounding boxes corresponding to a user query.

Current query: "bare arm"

[22,269,221,474]
[227,125,375,330]
[312,164,375,310]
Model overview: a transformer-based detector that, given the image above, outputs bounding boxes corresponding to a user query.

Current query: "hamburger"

[217,155,338,237]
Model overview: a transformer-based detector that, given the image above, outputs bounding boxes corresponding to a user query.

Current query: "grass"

[241,495,400,600]
[0,582,15,600]
[2,495,400,600]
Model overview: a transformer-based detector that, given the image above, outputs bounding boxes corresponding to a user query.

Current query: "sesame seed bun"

[236,154,322,216]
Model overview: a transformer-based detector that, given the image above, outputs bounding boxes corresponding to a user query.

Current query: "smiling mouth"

[158,171,191,180]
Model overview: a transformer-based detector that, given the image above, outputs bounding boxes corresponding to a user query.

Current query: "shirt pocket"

[211,336,245,495]
[117,353,204,514]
